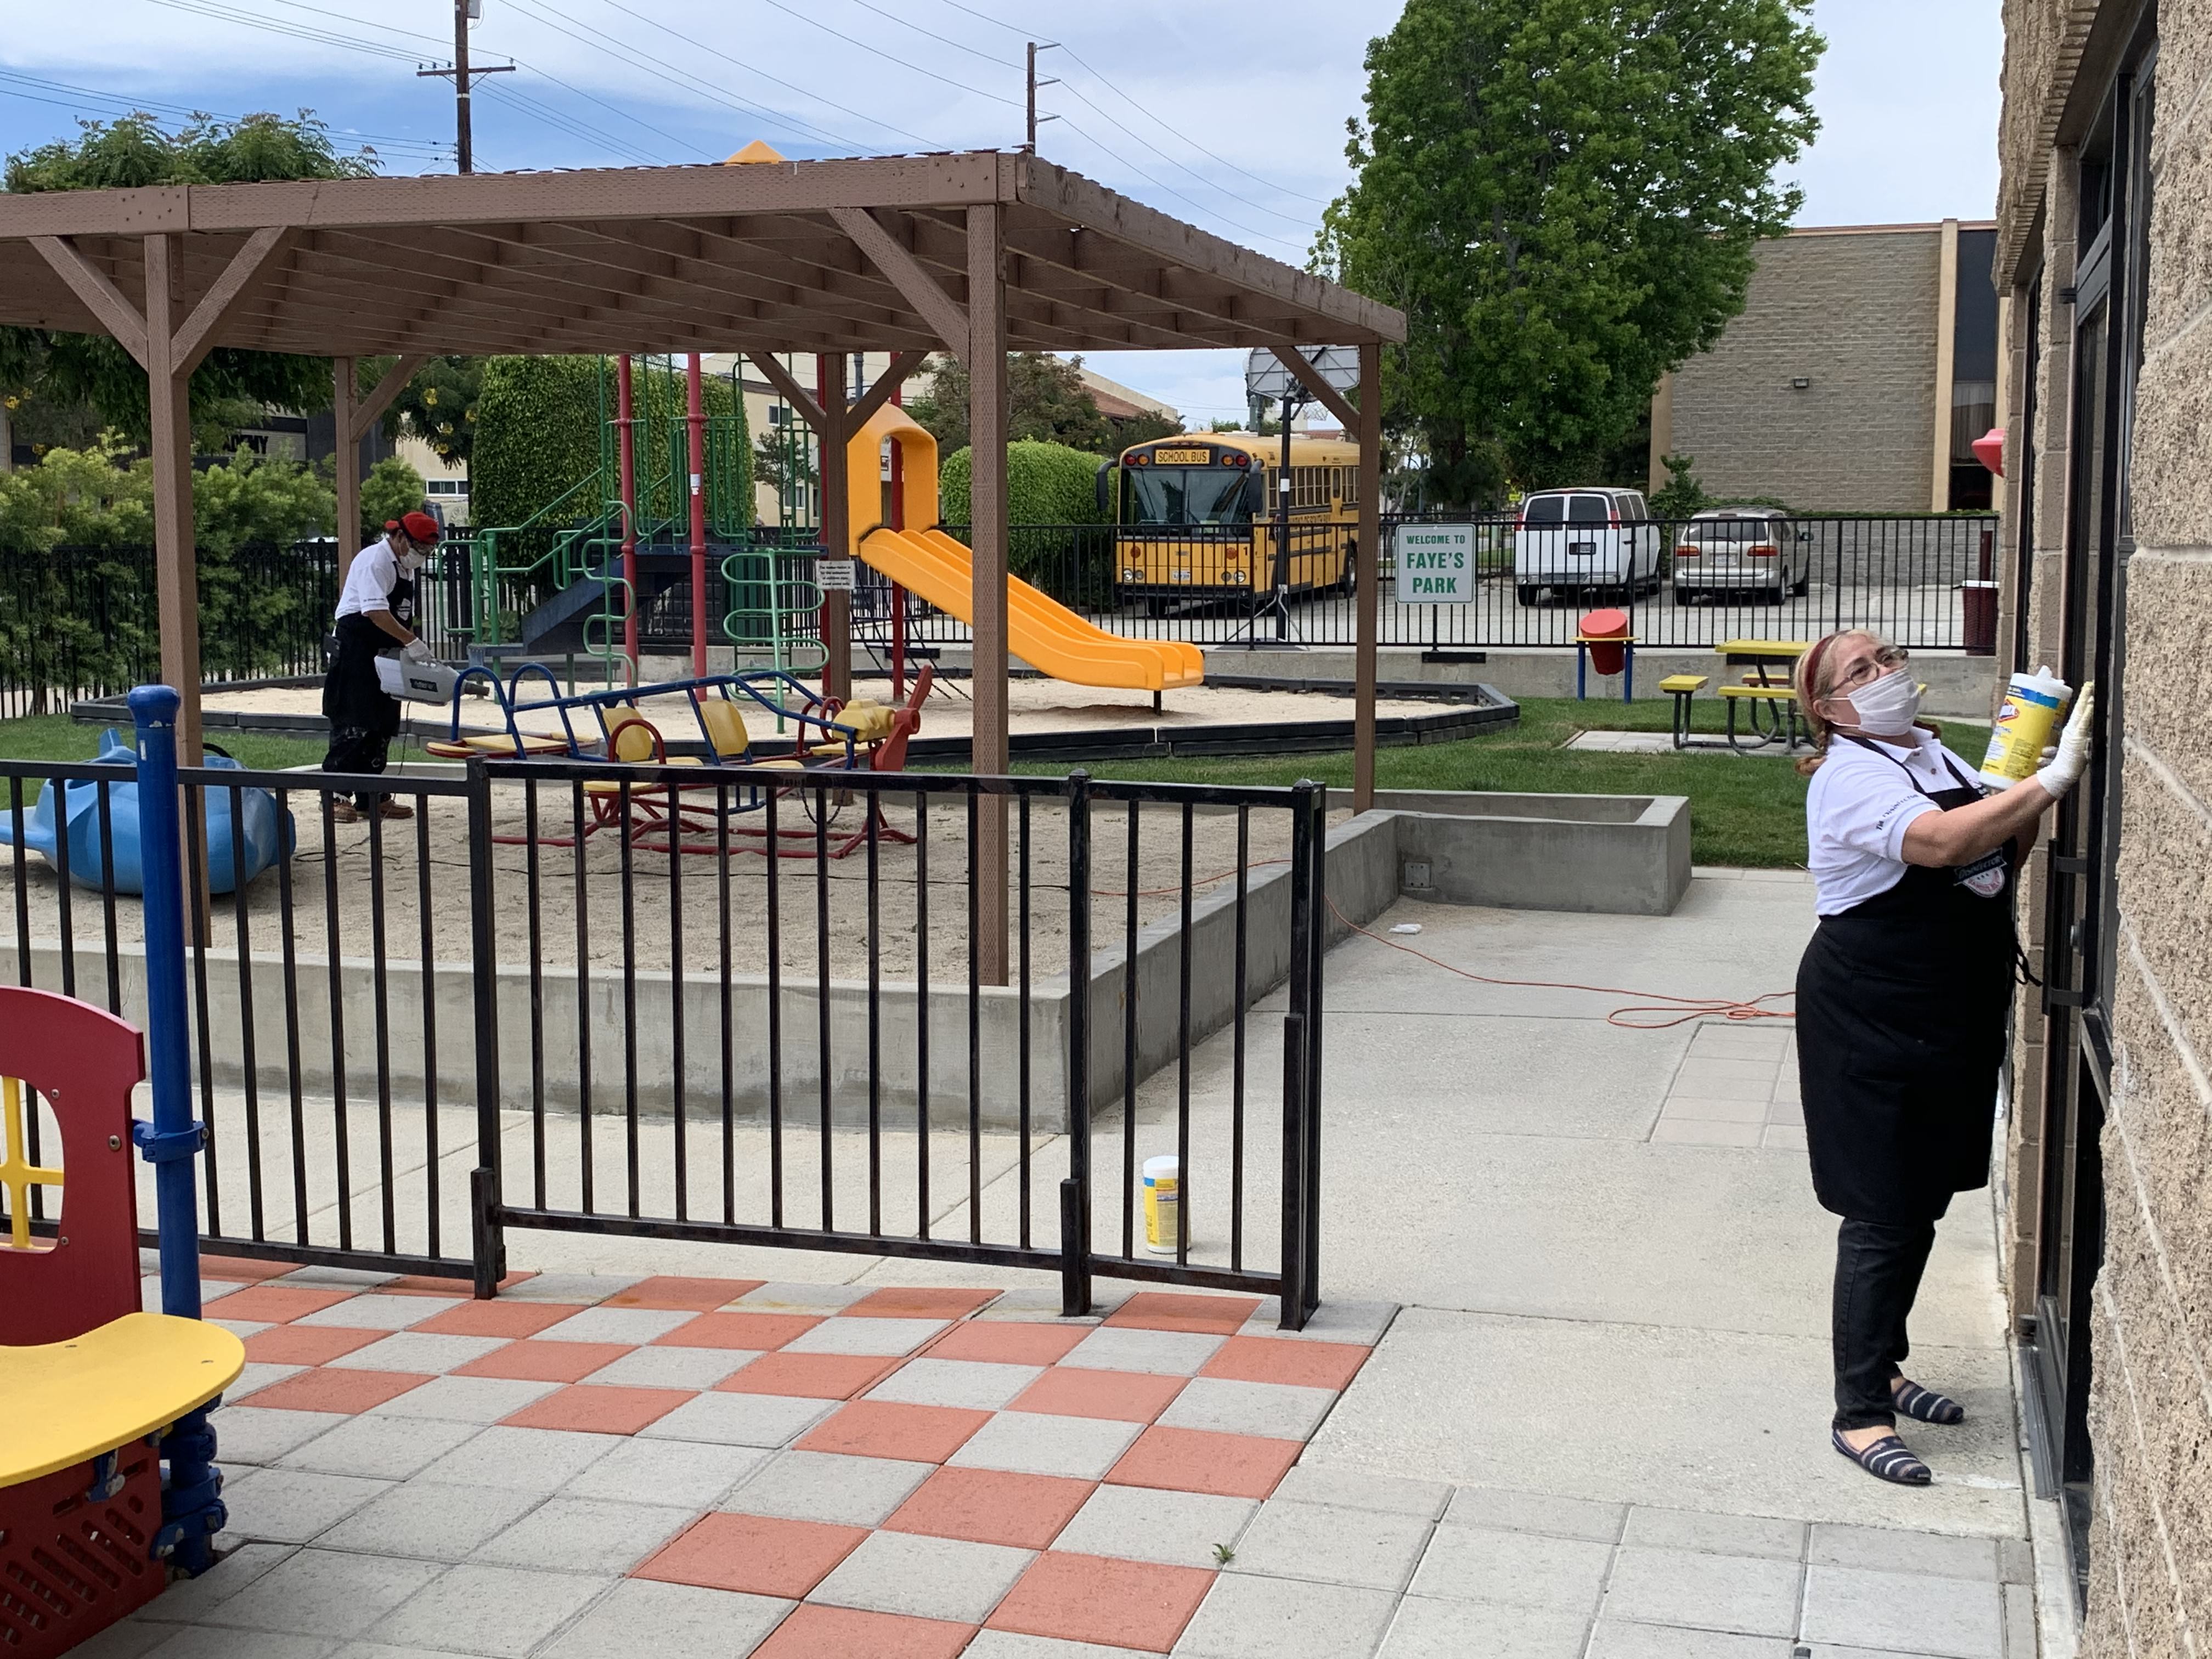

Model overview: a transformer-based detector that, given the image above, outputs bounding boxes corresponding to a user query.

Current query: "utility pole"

[419,0,513,174]
[1025,42,1059,154]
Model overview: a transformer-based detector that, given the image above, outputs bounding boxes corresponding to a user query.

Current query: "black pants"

[1832,1216,1938,1430]
[323,723,391,811]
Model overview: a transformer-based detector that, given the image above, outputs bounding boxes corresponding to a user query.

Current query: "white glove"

[401,637,432,663]
[2035,682,2096,798]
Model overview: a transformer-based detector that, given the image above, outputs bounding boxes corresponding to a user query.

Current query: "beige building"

[1991,0,2208,1646]
[1652,222,2001,512]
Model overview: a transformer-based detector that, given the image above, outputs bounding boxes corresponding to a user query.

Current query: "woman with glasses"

[1791,629,2094,1486]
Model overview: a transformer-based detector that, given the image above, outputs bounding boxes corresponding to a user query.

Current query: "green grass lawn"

[1011,697,1988,870]
[0,715,327,772]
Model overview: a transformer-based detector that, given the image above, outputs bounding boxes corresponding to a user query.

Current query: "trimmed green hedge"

[470,357,752,535]
[937,441,1109,590]
[468,357,603,533]
[938,440,1108,530]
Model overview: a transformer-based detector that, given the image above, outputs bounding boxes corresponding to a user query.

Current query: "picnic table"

[1714,637,1810,751]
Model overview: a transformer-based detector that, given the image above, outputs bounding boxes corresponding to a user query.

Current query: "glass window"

[1127,466,1256,527]
[1567,495,1611,524]
[1522,496,1566,524]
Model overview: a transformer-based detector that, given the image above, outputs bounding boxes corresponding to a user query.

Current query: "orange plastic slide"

[844,403,1203,695]
[856,526,1203,693]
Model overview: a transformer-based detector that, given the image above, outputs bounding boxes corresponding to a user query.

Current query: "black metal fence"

[0,540,484,719]
[912,514,1998,652]
[0,754,1327,1322]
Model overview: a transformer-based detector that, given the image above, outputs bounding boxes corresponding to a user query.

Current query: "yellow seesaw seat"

[0,1313,244,1487]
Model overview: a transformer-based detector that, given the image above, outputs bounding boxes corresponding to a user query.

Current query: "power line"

[133,0,676,167]
[1047,74,1316,229]
[581,0,941,149]
[142,0,422,64]
[506,0,885,154]
[1052,42,1333,205]
[1051,115,1308,253]
[749,0,1023,112]
[0,70,453,159]
[834,0,1020,70]
[919,0,1333,207]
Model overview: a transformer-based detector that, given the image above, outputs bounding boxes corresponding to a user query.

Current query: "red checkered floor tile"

[187,1274,1380,1656]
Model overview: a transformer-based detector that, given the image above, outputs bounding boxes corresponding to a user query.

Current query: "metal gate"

[472,760,1326,1326]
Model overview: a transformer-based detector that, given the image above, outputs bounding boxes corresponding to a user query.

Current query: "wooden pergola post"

[967,205,1010,984]
[1267,343,1381,809]
[815,353,851,704]
[142,235,205,765]
[334,354,429,585]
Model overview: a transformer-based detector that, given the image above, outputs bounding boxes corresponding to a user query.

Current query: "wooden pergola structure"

[0,150,1404,979]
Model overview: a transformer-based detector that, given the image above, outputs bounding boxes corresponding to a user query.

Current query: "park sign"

[1393,524,1476,603]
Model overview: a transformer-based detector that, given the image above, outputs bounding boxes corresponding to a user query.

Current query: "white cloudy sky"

[1,0,2000,422]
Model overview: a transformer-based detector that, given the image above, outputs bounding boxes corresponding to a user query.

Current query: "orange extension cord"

[1095,860,1796,1031]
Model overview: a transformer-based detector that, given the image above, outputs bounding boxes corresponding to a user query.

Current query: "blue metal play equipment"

[0,727,293,895]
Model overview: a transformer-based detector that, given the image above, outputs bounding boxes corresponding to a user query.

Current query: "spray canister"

[1981,665,2073,785]
[1143,1155,1181,1255]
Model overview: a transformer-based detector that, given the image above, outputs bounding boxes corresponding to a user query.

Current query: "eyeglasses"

[1831,645,1908,693]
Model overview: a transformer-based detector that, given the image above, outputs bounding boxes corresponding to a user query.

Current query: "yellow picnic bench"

[1713,638,1811,752]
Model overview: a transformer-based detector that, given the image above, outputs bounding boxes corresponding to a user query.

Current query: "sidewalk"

[97,869,2054,1657]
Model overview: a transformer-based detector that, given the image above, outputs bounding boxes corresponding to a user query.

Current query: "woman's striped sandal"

[1833,1429,1932,1486]
[1892,1378,1966,1425]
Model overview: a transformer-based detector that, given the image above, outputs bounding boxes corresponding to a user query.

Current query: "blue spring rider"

[0,729,293,895]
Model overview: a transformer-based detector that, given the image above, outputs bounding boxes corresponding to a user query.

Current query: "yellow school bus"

[1108,431,1361,610]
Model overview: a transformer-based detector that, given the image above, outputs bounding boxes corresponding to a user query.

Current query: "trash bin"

[1960,582,1999,656]
[1579,608,1630,676]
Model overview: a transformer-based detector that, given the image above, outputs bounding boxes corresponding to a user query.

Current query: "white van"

[1513,487,1663,603]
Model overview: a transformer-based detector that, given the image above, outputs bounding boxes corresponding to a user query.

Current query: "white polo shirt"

[1807,728,1984,916]
[335,539,404,620]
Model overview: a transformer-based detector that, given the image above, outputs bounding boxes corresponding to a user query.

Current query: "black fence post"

[1297,779,1325,1320]
[1279,780,1318,1331]
[466,758,506,1297]
[1061,769,1093,1317]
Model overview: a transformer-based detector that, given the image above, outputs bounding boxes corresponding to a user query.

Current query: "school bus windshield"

[1126,466,1255,528]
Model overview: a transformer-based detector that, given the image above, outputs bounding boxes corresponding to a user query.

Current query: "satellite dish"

[1244,346,1358,404]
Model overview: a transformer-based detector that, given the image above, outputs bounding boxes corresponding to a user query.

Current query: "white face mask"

[1842,666,1920,733]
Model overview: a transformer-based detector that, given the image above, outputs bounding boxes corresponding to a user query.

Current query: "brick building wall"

[1996,0,2212,1649]
[1661,228,1944,511]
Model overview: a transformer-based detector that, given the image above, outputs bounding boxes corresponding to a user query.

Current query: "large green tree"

[1318,0,1821,505]
[0,111,377,442]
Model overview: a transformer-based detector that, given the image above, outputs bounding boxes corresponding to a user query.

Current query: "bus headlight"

[1120,568,1143,581]
[1231,570,1249,584]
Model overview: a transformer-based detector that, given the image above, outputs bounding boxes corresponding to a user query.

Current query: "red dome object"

[1579,607,1630,676]
[1972,427,2005,477]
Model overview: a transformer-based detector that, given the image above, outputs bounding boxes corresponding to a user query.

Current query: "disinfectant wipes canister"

[1143,1155,1181,1255]
[1981,665,2072,784]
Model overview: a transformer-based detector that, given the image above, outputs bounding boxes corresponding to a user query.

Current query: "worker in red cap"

[321,510,440,822]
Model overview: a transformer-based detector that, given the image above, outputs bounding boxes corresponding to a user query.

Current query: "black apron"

[1795,736,2019,1223]
[322,562,417,740]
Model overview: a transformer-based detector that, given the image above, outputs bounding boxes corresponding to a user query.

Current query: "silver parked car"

[1669,508,1812,603]
[1511,487,1664,603]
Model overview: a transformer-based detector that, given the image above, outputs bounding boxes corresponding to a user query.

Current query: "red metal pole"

[617,354,638,681]
[686,351,708,678]
[889,380,907,701]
